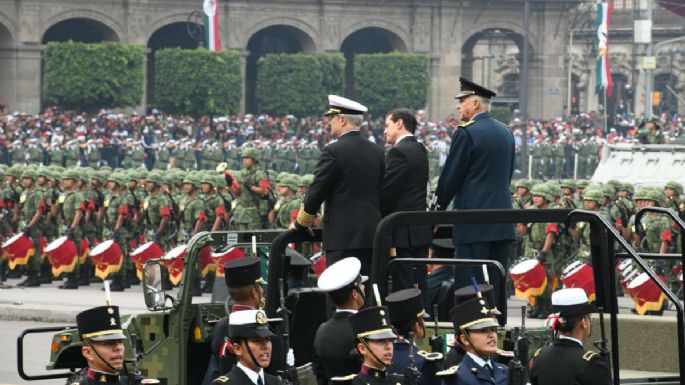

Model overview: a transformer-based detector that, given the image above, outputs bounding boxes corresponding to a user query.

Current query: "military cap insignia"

[379,309,385,316]
[582,351,599,361]
[107,307,114,314]
[255,311,267,325]
[214,376,230,383]
[110,318,117,326]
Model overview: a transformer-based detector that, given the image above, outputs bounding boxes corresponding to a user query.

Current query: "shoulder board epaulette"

[330,374,357,382]
[417,350,444,361]
[458,120,475,129]
[436,365,459,377]
[213,376,230,383]
[582,351,599,361]
[140,379,160,385]
[497,349,515,357]
[533,348,542,358]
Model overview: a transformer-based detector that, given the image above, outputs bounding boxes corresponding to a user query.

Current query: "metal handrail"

[566,209,685,385]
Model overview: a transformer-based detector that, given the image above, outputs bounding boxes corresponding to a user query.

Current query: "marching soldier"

[571,188,608,263]
[346,306,400,385]
[82,171,107,285]
[142,172,173,250]
[17,168,46,287]
[229,148,271,230]
[313,257,368,385]
[271,175,301,229]
[179,175,206,244]
[664,181,685,221]
[6,166,23,233]
[631,188,671,255]
[103,173,134,291]
[513,180,532,209]
[518,183,559,318]
[199,173,222,231]
[209,310,283,385]
[529,288,611,385]
[58,169,86,289]
[559,180,578,209]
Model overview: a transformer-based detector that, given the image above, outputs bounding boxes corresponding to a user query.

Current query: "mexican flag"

[596,2,613,96]
[203,0,221,52]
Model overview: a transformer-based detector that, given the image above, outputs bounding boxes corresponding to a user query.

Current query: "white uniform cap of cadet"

[325,95,368,116]
[317,257,368,292]
[552,288,589,306]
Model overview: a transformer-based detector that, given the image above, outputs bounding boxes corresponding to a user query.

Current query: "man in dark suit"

[295,95,385,275]
[210,309,283,385]
[434,78,515,313]
[312,257,367,385]
[381,108,432,292]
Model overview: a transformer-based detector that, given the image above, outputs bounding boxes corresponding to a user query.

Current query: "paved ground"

[2,320,61,385]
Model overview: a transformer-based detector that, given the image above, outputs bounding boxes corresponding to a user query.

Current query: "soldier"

[229,148,271,230]
[70,305,155,385]
[178,174,206,244]
[26,138,42,165]
[631,188,671,255]
[142,172,173,250]
[271,175,301,229]
[529,288,611,385]
[58,169,86,289]
[346,306,400,385]
[5,166,23,235]
[312,257,367,385]
[199,173,222,232]
[82,171,107,285]
[664,181,685,220]
[571,188,608,263]
[559,179,578,209]
[636,118,665,145]
[575,179,590,201]
[518,184,559,318]
[17,168,46,287]
[10,140,25,166]
[64,140,80,168]
[209,310,283,385]
[125,170,145,262]
[512,180,532,209]
[437,291,508,385]
[103,173,134,291]
[386,288,441,385]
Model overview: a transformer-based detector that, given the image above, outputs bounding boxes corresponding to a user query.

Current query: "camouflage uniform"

[59,170,86,289]
[233,149,270,230]
[103,173,134,290]
[178,175,206,243]
[274,176,302,229]
[18,169,46,286]
[143,173,174,251]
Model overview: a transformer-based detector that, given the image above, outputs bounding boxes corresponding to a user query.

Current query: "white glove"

[287,348,295,366]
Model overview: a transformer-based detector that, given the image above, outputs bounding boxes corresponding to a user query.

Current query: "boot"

[24,276,41,287]
[7,266,22,279]
[110,276,125,292]
[161,269,173,291]
[526,299,540,319]
[59,273,78,289]
[122,271,131,289]
[129,270,140,286]
[40,264,53,284]
[0,259,8,282]
[78,265,90,286]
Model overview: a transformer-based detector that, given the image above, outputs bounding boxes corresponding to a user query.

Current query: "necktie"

[257,376,264,385]
[484,364,495,380]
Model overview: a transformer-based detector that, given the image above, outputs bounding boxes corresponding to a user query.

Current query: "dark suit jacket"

[445,353,508,385]
[303,130,384,251]
[435,112,515,245]
[381,136,432,248]
[530,338,611,385]
[210,364,283,385]
[312,312,359,385]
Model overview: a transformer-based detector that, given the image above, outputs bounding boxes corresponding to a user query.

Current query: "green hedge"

[43,41,144,111]
[354,52,429,115]
[154,48,241,116]
[490,106,513,124]
[256,53,344,116]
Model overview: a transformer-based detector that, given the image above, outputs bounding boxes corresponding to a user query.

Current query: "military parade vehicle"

[16,208,685,385]
[592,144,685,188]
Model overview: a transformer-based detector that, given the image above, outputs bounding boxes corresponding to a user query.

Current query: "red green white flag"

[596,2,613,96]
[203,0,221,52]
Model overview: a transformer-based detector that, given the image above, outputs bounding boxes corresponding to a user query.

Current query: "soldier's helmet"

[90,170,107,185]
[106,172,122,187]
[575,179,590,189]
[21,167,37,180]
[546,181,562,198]
[600,185,615,201]
[620,182,635,196]
[36,167,51,179]
[530,183,553,202]
[516,179,533,191]
[665,181,684,196]
[279,175,298,192]
[606,179,621,192]
[582,188,604,203]
[560,179,576,192]
[650,189,667,207]
[183,174,200,188]
[276,172,289,184]
[137,168,149,180]
[6,166,20,179]
[199,172,215,187]
[62,169,81,182]
[242,148,259,162]
[147,172,165,187]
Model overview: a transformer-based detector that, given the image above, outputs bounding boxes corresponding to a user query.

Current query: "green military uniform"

[523,184,560,318]
[10,142,25,166]
[574,188,609,262]
[143,173,174,250]
[103,173,134,290]
[553,142,565,179]
[274,176,302,229]
[156,145,170,170]
[178,175,206,243]
[59,170,86,289]
[49,145,65,167]
[5,167,24,233]
[64,143,79,167]
[82,172,107,286]
[233,148,270,230]
[26,142,42,165]
[18,169,46,286]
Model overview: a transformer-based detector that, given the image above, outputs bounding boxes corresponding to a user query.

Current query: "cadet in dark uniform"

[70,305,154,385]
[312,257,368,385]
[386,288,441,385]
[346,306,401,385]
[529,288,611,385]
[434,78,515,315]
[210,310,283,385]
[381,108,432,292]
[295,95,385,275]
[438,288,508,385]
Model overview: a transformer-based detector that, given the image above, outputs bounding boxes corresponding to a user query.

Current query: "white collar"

[466,352,493,368]
[335,309,358,314]
[395,134,414,144]
[237,362,265,385]
[559,335,584,347]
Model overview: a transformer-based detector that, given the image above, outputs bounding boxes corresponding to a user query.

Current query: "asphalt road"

[2,320,70,385]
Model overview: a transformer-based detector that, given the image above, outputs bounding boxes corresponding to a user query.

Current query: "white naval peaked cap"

[324,95,368,116]
[552,288,588,306]
[317,257,368,292]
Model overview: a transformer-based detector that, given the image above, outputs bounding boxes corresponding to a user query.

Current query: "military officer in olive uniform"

[636,118,665,145]
[58,169,86,289]
[517,183,559,319]
[5,166,23,233]
[18,168,46,287]
[529,288,611,385]
[631,187,672,255]
[104,173,134,291]
[229,148,271,230]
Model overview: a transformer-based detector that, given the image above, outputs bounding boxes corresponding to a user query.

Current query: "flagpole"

[603,86,608,134]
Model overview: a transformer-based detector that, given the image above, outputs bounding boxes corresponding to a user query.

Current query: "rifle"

[403,331,421,385]
[508,306,529,385]
[277,278,293,385]
[593,307,610,366]
[429,304,443,353]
